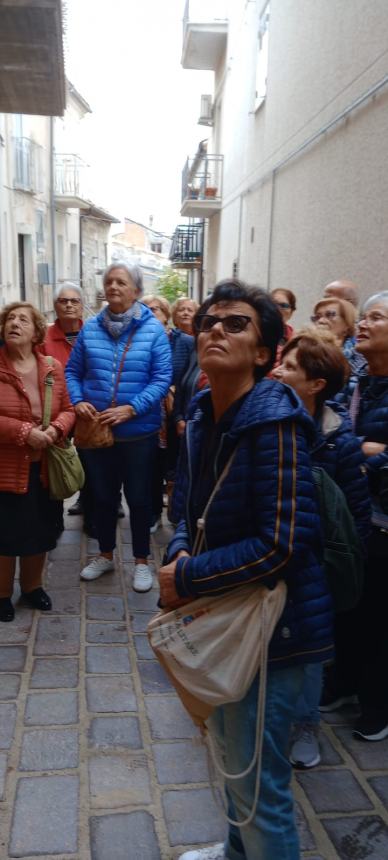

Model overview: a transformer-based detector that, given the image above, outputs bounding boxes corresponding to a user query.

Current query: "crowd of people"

[0,264,387,860]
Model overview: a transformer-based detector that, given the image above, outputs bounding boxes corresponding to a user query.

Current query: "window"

[254,2,270,112]
[151,242,162,254]
[70,243,78,280]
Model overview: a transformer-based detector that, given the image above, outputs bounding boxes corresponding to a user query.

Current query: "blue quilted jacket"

[65,305,172,439]
[169,328,194,387]
[167,380,334,668]
[355,375,388,474]
[311,401,371,545]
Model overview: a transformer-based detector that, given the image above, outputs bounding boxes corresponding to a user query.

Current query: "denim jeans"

[81,436,157,557]
[208,664,305,860]
[293,663,323,726]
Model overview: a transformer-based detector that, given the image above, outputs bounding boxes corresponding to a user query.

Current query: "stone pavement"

[1,505,388,859]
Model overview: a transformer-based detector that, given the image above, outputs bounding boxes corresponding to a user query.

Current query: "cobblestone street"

[1,503,388,859]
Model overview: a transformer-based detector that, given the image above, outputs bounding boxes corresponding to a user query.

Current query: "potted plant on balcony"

[205,185,218,198]
[188,185,199,199]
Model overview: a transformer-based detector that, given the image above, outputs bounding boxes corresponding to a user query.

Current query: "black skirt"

[0,462,59,556]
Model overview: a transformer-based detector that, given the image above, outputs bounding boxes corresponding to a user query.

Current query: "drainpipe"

[79,214,84,289]
[49,116,56,288]
[266,169,276,292]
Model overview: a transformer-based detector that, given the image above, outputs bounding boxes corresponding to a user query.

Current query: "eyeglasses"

[358,312,388,324]
[57,298,81,306]
[275,302,291,310]
[311,310,338,323]
[194,313,259,334]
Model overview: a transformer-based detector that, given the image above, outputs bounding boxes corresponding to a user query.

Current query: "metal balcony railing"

[54,153,90,201]
[181,152,223,204]
[183,0,228,33]
[170,224,203,265]
[13,137,43,193]
[182,0,228,70]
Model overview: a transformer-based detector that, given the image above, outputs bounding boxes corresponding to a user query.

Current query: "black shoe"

[353,714,388,742]
[117,503,125,519]
[0,598,15,622]
[21,588,52,612]
[68,497,83,516]
[319,690,358,712]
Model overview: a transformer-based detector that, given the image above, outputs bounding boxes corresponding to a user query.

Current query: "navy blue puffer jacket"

[65,304,172,439]
[311,401,371,545]
[167,380,333,668]
[355,375,388,474]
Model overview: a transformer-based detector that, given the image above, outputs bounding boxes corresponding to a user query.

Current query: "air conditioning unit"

[198,94,213,127]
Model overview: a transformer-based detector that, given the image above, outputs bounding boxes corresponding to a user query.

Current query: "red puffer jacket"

[40,319,83,368]
[0,347,75,493]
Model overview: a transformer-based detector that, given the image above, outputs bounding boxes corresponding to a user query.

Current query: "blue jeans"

[208,664,305,860]
[293,663,323,726]
[81,436,157,557]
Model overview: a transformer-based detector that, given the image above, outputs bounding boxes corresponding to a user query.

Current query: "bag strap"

[111,333,132,406]
[42,356,55,430]
[192,444,239,557]
[205,602,270,828]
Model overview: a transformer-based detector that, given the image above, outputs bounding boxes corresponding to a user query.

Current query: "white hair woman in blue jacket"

[65,262,172,592]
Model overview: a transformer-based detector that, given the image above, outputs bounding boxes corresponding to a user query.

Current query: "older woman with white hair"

[65,262,172,591]
[42,282,83,365]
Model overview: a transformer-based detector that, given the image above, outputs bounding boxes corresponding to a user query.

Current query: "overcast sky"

[64,0,213,234]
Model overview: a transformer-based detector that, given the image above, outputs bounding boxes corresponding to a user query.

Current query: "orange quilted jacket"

[0,347,75,493]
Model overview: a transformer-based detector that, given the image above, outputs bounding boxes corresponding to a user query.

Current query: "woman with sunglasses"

[159,280,333,860]
[311,297,366,403]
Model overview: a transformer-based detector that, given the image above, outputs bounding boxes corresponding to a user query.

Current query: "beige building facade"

[178,0,388,321]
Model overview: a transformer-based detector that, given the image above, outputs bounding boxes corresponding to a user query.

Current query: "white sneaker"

[290,723,321,768]
[178,847,224,860]
[133,563,153,592]
[80,556,115,581]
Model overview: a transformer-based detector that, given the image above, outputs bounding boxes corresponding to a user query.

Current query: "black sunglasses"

[194,313,259,334]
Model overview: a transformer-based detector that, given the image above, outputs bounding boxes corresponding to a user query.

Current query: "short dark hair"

[194,279,284,379]
[281,328,349,407]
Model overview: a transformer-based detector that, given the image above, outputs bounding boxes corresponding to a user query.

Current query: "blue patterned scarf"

[101,302,142,339]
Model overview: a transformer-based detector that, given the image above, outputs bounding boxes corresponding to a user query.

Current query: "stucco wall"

[205,0,388,320]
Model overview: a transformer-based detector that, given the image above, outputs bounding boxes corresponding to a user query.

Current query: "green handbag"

[43,359,85,500]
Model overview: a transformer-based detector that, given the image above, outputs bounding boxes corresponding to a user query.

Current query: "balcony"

[13,137,43,193]
[170,224,203,268]
[0,0,65,116]
[182,0,228,70]
[181,152,223,218]
[54,154,91,210]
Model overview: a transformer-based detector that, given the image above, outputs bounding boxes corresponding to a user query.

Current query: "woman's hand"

[159,551,191,609]
[43,425,59,446]
[27,427,50,449]
[176,420,186,438]
[100,405,136,426]
[75,401,97,419]
[362,441,387,457]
